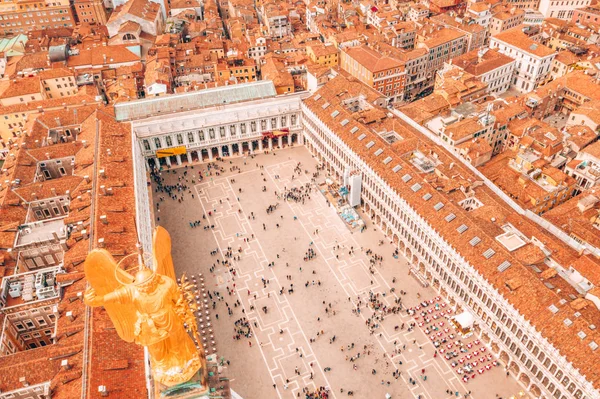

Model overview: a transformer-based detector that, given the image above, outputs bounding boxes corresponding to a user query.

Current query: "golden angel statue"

[83,226,206,388]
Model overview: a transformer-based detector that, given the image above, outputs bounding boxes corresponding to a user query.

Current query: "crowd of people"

[152,152,497,399]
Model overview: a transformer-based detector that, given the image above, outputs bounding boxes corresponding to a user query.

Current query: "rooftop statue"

[83,226,206,388]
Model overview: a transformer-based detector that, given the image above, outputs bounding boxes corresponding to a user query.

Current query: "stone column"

[239,143,243,157]
[196,150,202,162]
[176,154,182,165]
[217,146,223,158]
[208,149,214,161]
[249,142,254,154]
[154,158,160,169]
[268,138,273,151]
[165,156,172,167]
[228,144,233,157]
[258,139,263,151]
[278,136,283,149]
[186,152,192,164]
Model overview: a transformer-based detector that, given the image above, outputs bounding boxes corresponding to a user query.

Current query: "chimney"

[82,140,88,148]
[84,175,90,183]
[50,187,57,196]
[61,359,71,370]
[98,237,105,248]
[19,377,29,387]
[98,386,108,397]
[100,215,108,224]
[99,169,106,178]
[100,185,106,195]
[66,311,75,322]
[81,229,88,239]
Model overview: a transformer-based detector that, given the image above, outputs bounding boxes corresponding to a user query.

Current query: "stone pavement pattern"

[151,146,527,399]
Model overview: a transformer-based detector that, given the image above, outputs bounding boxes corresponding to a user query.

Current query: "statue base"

[155,355,231,399]
[156,370,208,399]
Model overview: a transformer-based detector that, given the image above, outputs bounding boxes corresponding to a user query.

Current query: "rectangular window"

[187,132,194,143]
[154,138,162,149]
[176,134,183,145]
[198,130,205,141]
[230,125,236,135]
[209,129,215,139]
[165,136,173,146]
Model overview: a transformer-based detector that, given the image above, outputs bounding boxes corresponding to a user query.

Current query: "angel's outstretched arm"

[85,285,130,307]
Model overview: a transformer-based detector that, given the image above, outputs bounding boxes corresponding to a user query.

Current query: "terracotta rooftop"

[0,105,146,397]
[0,76,41,99]
[492,27,556,58]
[451,48,515,76]
[344,45,404,73]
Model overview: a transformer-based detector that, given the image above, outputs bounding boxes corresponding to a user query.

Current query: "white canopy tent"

[452,311,474,332]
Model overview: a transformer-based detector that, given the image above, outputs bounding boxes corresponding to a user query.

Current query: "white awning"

[453,311,474,329]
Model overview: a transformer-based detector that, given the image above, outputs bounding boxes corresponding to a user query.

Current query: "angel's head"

[133,267,159,293]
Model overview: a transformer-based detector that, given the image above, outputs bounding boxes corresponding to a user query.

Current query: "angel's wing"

[152,226,176,282]
[84,249,137,343]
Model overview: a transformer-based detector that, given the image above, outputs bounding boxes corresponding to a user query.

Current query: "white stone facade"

[300,102,599,399]
[489,37,555,93]
[538,0,592,20]
[132,93,307,168]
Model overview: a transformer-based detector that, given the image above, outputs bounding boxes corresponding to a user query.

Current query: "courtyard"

[150,146,527,399]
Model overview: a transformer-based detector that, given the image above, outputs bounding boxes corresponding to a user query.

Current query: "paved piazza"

[150,146,526,399]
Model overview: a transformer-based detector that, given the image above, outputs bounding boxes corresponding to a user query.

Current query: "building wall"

[480,62,516,94]
[538,0,592,19]
[134,95,306,166]
[74,0,109,25]
[0,305,57,355]
[0,0,75,35]
[489,38,555,92]
[572,7,600,23]
[0,93,44,107]
[42,76,78,99]
[490,14,524,36]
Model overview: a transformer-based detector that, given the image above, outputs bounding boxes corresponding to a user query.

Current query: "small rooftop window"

[433,202,444,211]
[470,236,481,246]
[331,110,340,118]
[402,174,412,183]
[341,119,349,126]
[350,126,359,134]
[457,224,468,234]
[383,156,392,165]
[366,141,375,149]
[358,133,366,141]
[564,318,573,327]
[497,261,511,272]
[445,213,456,222]
[411,183,422,192]
[392,165,402,173]
[548,304,559,314]
[422,193,432,201]
[483,248,496,259]
[374,148,383,156]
